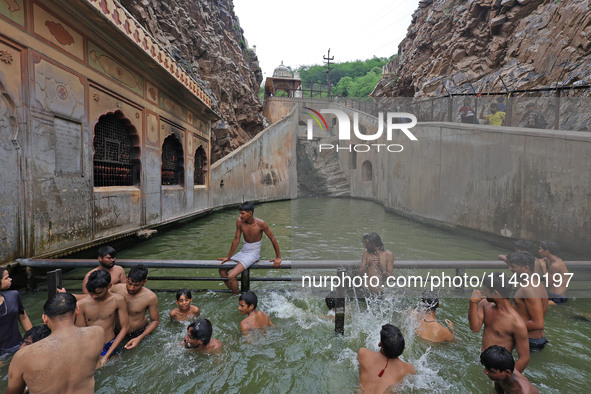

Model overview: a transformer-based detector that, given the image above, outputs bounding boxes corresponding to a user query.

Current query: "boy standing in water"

[238,291,273,332]
[358,324,415,393]
[82,245,126,293]
[358,232,394,294]
[218,201,282,294]
[469,272,529,373]
[76,270,129,367]
[539,241,569,304]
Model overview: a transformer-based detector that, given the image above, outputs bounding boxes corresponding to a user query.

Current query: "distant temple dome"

[272,61,292,78]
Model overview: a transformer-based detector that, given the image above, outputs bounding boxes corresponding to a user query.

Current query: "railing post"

[26,266,36,292]
[240,268,250,293]
[335,268,345,335]
[47,269,62,299]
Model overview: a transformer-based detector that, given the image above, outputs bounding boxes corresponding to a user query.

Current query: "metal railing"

[19,258,591,335]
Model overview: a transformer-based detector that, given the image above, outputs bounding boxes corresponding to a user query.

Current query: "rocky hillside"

[373,0,591,97]
[120,0,265,161]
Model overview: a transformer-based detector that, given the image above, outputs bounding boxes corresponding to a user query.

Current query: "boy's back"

[9,325,103,393]
[240,310,273,332]
[357,348,415,393]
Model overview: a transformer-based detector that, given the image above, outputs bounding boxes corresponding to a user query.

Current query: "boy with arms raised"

[357,324,415,393]
[480,345,539,393]
[469,272,530,372]
[111,264,159,350]
[238,290,273,332]
[6,293,104,394]
[218,201,282,294]
[76,270,129,367]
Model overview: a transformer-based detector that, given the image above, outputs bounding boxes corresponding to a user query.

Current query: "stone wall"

[346,122,591,255]
[210,106,298,208]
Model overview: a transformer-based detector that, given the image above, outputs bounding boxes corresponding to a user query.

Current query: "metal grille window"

[194,146,207,186]
[93,113,139,187]
[162,135,184,185]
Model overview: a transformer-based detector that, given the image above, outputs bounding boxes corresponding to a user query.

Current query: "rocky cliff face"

[119,0,265,161]
[373,0,591,97]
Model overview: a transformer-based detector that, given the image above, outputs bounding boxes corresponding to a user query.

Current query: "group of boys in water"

[2,201,571,393]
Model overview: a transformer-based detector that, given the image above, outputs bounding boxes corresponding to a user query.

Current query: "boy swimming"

[170,289,201,322]
[238,291,273,332]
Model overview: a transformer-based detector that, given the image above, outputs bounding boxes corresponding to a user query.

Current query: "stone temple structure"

[0,0,219,263]
[263,62,301,123]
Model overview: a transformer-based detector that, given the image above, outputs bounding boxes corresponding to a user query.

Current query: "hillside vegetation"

[297,57,393,97]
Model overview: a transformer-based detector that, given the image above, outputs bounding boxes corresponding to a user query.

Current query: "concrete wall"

[343,120,591,255]
[210,106,298,208]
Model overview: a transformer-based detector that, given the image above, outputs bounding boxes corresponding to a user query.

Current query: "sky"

[232,0,421,79]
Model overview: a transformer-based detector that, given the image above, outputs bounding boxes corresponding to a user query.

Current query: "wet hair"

[86,270,111,293]
[176,289,192,300]
[380,324,405,359]
[480,345,515,372]
[43,293,77,317]
[239,201,254,213]
[507,251,535,272]
[188,318,213,345]
[98,245,117,259]
[24,324,51,342]
[128,264,148,282]
[239,290,257,309]
[361,232,384,252]
[483,272,512,298]
[540,241,560,256]
[490,103,498,109]
[421,290,439,311]
[514,240,535,255]
[325,295,336,310]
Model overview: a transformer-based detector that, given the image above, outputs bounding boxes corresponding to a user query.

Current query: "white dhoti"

[230,240,262,269]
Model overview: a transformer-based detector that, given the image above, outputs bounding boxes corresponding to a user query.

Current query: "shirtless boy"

[6,293,104,394]
[238,290,274,332]
[415,291,455,343]
[218,201,282,294]
[358,232,394,294]
[82,245,126,294]
[110,264,159,350]
[76,270,129,367]
[480,345,540,394]
[469,272,529,372]
[183,318,222,354]
[505,252,548,351]
[170,289,200,321]
[498,240,546,276]
[357,324,415,393]
[539,241,569,304]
